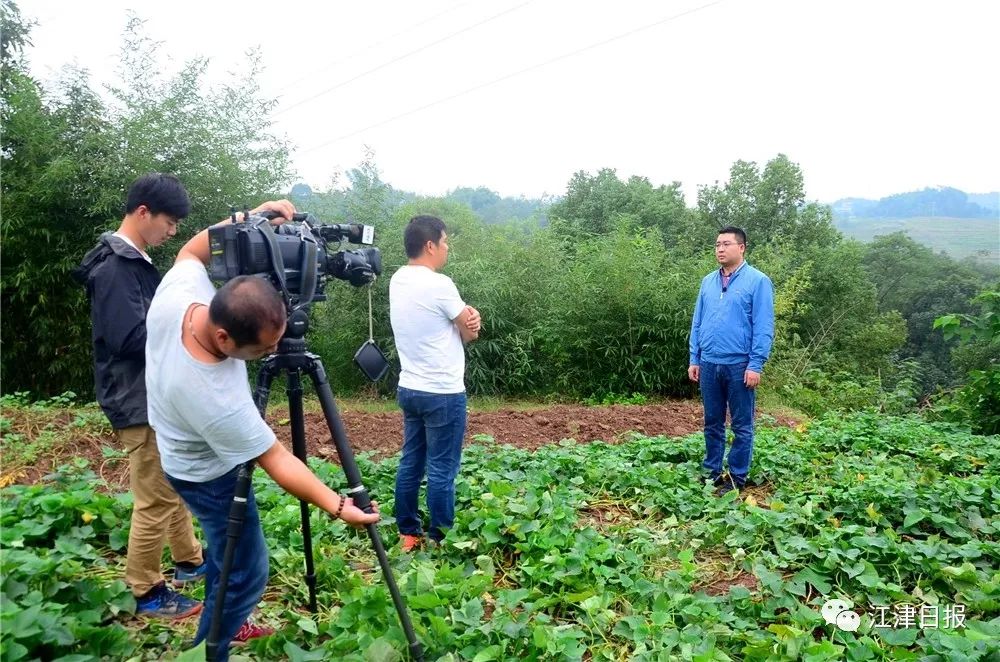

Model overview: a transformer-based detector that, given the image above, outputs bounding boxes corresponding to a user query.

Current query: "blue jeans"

[394,387,467,541]
[167,466,268,661]
[699,361,756,485]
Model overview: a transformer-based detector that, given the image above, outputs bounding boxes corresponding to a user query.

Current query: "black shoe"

[714,477,743,497]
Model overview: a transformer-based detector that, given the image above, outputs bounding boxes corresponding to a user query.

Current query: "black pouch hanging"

[354,283,390,382]
[354,339,390,382]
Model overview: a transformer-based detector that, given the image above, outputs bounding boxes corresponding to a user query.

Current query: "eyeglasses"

[715,241,742,249]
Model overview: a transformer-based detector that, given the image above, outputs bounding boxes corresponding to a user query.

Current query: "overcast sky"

[17,0,1000,204]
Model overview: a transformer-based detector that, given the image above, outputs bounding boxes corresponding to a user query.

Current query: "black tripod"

[206,310,423,661]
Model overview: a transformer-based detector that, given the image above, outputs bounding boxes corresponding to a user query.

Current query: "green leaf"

[283,642,327,662]
[877,628,918,646]
[471,645,502,662]
[174,643,208,662]
[296,617,318,635]
[857,562,882,588]
[729,585,752,600]
[364,638,402,662]
[1,642,29,661]
[109,527,129,551]
[795,567,831,595]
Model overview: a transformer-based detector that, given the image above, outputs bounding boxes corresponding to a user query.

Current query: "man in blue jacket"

[73,173,205,618]
[688,226,774,496]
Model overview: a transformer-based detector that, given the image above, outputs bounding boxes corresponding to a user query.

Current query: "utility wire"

[300,0,726,154]
[274,0,536,117]
[272,0,477,96]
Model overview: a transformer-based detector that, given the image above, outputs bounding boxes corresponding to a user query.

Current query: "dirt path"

[8,401,798,489]
[285,401,729,462]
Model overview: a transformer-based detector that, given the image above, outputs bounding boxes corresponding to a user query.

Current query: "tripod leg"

[286,369,319,613]
[205,360,277,659]
[305,359,424,662]
[205,461,255,661]
[253,356,279,415]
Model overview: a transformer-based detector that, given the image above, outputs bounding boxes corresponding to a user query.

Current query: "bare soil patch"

[699,571,760,597]
[6,401,798,489]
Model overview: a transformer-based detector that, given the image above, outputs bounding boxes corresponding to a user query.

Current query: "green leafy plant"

[3,410,997,660]
[582,392,649,406]
[933,289,1000,434]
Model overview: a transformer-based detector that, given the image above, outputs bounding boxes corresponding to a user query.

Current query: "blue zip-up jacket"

[689,261,775,373]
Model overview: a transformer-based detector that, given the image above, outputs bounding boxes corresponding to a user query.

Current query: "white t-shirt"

[389,265,467,394]
[145,259,275,482]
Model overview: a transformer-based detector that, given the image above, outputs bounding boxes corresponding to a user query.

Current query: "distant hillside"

[445,186,549,224]
[831,187,998,220]
[287,182,548,225]
[968,192,1000,213]
[835,216,999,263]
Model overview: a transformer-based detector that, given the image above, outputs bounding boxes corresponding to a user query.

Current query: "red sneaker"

[400,534,423,552]
[230,619,275,647]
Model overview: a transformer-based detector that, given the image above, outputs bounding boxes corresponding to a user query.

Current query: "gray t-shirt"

[146,259,275,482]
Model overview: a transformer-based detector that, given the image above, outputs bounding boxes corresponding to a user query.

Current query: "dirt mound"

[8,401,798,489]
[286,401,714,464]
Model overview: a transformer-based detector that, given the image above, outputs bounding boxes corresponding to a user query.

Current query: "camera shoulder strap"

[252,217,291,301]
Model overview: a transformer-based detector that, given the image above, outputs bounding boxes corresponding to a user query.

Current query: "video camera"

[208,211,382,307]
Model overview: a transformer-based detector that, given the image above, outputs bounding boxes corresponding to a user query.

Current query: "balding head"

[209,276,286,348]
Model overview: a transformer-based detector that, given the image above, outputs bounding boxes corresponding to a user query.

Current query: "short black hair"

[404,215,446,259]
[718,226,747,245]
[209,276,286,347]
[125,173,191,219]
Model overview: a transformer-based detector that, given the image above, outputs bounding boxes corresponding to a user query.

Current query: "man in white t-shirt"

[145,200,380,659]
[389,215,481,551]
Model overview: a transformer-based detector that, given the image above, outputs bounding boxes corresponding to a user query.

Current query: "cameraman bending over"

[145,200,380,658]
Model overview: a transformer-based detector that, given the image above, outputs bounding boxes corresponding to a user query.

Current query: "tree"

[1,12,121,394]
[1,11,293,397]
[289,182,313,199]
[934,289,1000,434]
[445,187,547,224]
[862,233,988,394]
[696,154,839,251]
[548,168,689,246]
[1,0,32,74]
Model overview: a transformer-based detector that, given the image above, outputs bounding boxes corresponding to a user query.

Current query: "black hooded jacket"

[72,233,161,429]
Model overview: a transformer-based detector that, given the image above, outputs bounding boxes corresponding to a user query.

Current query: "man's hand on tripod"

[258,441,380,527]
[338,496,381,528]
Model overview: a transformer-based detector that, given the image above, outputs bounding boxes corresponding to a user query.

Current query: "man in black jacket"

[73,173,205,619]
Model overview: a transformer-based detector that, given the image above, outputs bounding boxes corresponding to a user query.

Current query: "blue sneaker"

[172,561,208,587]
[136,582,202,619]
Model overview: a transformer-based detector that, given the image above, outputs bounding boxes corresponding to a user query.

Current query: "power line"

[300,0,726,155]
[271,0,477,96]
[274,0,536,117]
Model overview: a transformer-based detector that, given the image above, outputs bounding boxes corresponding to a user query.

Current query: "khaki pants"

[118,425,203,597]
